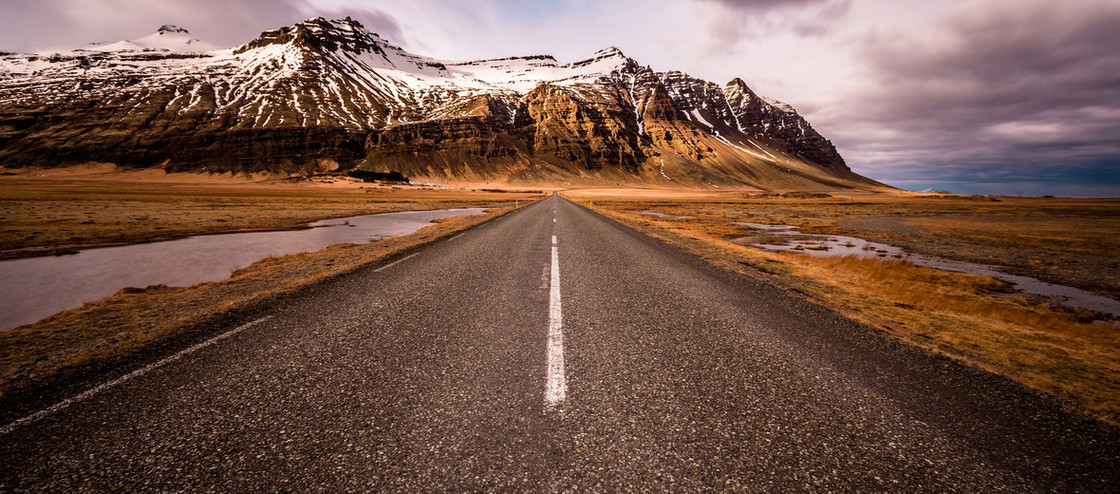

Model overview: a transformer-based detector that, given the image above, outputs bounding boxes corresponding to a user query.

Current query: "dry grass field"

[0,164,546,257]
[565,188,1120,423]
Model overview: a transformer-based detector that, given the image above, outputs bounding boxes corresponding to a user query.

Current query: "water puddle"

[736,222,905,259]
[630,210,697,220]
[0,208,485,331]
[737,222,1120,318]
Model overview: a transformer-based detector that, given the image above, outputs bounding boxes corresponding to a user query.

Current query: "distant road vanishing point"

[2,194,1117,491]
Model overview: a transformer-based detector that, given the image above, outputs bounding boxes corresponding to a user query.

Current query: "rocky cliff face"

[0,17,881,190]
[722,78,847,173]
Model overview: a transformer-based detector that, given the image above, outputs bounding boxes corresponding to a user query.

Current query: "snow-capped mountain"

[0,17,878,189]
[82,25,220,53]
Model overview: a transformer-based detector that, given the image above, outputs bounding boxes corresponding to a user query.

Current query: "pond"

[0,208,486,331]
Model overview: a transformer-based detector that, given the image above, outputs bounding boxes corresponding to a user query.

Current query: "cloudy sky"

[2,0,1118,196]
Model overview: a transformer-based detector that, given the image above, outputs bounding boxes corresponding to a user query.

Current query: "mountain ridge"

[0,17,884,190]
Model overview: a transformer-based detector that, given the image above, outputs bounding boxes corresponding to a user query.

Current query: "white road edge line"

[373,253,418,272]
[450,232,464,241]
[545,234,567,407]
[0,315,273,436]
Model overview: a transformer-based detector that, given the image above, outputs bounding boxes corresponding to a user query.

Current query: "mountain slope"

[0,17,883,190]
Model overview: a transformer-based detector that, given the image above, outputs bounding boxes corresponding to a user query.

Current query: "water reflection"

[630,210,697,220]
[0,208,485,331]
[738,221,1120,318]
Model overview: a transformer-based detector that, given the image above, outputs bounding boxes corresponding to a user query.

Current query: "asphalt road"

[2,194,1117,492]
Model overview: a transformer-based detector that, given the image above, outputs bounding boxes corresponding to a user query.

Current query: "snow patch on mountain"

[762,97,797,115]
[689,109,715,129]
[445,46,632,92]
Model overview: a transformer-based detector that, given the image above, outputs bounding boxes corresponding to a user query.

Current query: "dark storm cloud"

[0,0,406,52]
[828,1,1120,195]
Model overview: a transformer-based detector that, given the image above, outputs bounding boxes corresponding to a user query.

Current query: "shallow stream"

[735,221,1120,318]
[629,211,1120,318]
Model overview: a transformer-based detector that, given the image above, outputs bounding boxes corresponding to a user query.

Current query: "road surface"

[2,194,1117,491]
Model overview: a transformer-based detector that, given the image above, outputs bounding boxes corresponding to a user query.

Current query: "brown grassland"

[0,163,545,257]
[0,166,544,403]
[564,188,1120,424]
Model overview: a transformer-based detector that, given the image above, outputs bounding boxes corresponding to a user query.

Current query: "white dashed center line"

[373,253,418,272]
[545,234,567,407]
